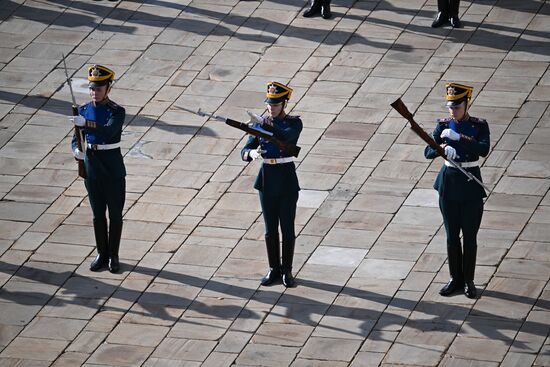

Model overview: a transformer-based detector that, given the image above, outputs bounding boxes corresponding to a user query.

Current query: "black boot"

[108,219,123,273]
[282,269,295,288]
[90,218,109,271]
[450,16,462,28]
[449,0,462,27]
[439,279,463,296]
[281,237,296,288]
[440,243,463,296]
[321,0,331,19]
[261,234,281,286]
[431,12,449,28]
[463,245,477,298]
[303,0,321,17]
[464,281,476,298]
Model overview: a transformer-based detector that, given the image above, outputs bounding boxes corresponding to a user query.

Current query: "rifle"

[62,53,86,179]
[390,98,490,192]
[176,106,301,157]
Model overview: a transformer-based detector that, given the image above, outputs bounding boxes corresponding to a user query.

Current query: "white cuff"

[73,148,85,160]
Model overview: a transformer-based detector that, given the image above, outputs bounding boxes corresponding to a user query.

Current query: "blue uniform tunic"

[424,115,490,201]
[71,99,126,224]
[72,100,126,181]
[241,115,302,196]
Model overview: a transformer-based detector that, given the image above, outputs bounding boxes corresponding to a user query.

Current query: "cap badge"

[268,84,277,94]
[91,67,100,77]
[447,86,456,96]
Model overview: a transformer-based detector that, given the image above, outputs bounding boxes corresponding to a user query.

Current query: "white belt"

[445,160,479,168]
[263,157,294,165]
[87,142,121,151]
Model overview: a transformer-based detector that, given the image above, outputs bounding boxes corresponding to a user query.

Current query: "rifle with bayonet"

[390,98,490,192]
[62,54,86,179]
[176,106,301,157]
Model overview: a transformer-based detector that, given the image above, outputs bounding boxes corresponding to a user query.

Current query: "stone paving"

[0,0,549,366]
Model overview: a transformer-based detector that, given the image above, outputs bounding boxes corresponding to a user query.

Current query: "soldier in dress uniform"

[432,0,462,28]
[241,81,303,287]
[68,65,126,273]
[424,83,490,299]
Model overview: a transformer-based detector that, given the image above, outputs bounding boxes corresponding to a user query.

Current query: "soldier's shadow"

[0,90,217,150]
[2,0,548,57]
[2,0,407,50]
[1,260,547,349]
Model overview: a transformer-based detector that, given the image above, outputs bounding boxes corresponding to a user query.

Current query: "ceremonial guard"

[69,65,126,273]
[424,83,490,298]
[241,82,303,287]
[432,0,462,28]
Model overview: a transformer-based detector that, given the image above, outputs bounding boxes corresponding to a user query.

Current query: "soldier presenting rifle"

[67,65,126,273]
[241,82,303,288]
[424,83,490,299]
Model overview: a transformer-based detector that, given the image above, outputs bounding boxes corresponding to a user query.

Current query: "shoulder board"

[107,100,124,112]
[437,117,451,124]
[78,101,91,111]
[106,100,120,109]
[286,115,301,121]
[469,116,487,124]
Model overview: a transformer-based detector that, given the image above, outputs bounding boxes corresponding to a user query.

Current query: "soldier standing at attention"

[424,83,490,299]
[69,65,126,273]
[432,0,462,28]
[241,82,303,288]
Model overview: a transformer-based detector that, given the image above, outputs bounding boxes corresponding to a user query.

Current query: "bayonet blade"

[62,53,77,107]
[174,105,227,122]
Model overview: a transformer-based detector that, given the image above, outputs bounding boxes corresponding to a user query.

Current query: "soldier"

[241,82,303,288]
[303,0,332,19]
[424,83,490,299]
[432,0,462,28]
[68,65,126,273]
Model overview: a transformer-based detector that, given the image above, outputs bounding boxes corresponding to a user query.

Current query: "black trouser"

[259,191,298,270]
[438,0,460,16]
[85,177,125,257]
[439,197,483,282]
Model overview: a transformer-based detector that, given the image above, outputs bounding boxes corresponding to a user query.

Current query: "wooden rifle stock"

[390,98,446,158]
[174,105,301,158]
[225,118,301,158]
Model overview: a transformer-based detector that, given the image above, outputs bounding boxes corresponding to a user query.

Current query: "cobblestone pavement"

[0,0,549,366]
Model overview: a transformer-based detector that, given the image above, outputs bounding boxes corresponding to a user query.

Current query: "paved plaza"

[0,0,549,366]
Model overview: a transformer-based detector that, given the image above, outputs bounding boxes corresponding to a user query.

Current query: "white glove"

[441,128,460,141]
[444,145,457,160]
[72,148,85,160]
[249,147,266,160]
[246,110,264,125]
[69,115,86,127]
